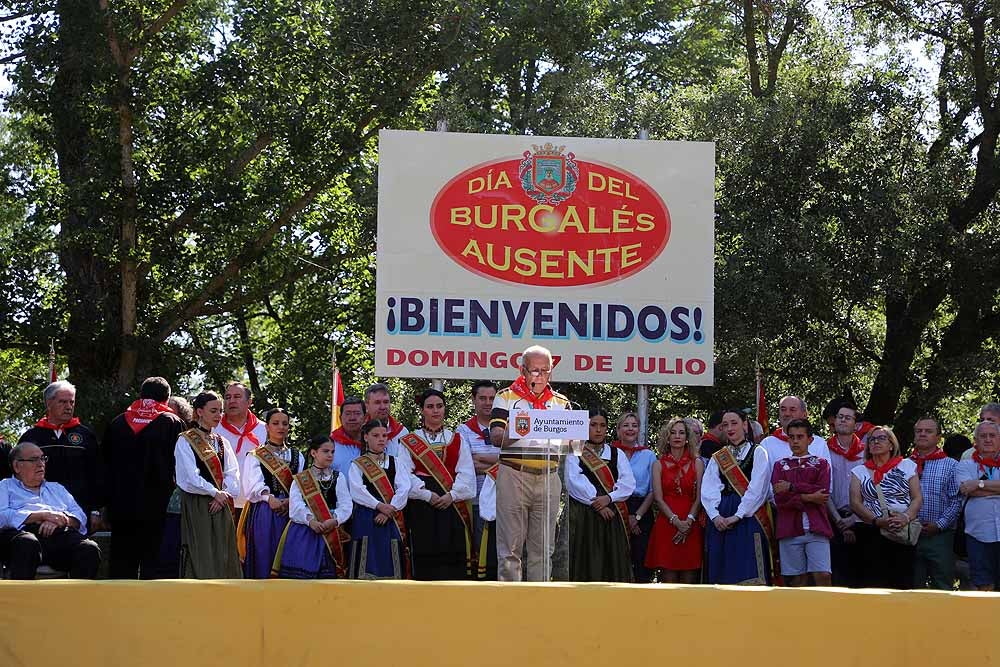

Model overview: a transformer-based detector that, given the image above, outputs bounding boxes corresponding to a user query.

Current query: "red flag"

[48,339,57,383]
[755,365,768,432]
[330,356,344,433]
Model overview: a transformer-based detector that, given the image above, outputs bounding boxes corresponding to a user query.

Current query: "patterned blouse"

[851,458,917,518]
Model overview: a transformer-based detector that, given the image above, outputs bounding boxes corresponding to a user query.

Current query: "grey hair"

[781,395,808,413]
[975,421,1000,437]
[43,380,76,403]
[9,441,40,466]
[980,403,1000,417]
[365,383,392,401]
[520,345,553,368]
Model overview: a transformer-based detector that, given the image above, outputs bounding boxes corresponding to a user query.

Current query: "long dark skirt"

[242,499,289,579]
[347,505,409,579]
[704,493,771,585]
[854,522,914,589]
[626,495,654,583]
[477,519,497,581]
[276,522,338,579]
[406,475,470,580]
[179,491,242,579]
[567,499,633,582]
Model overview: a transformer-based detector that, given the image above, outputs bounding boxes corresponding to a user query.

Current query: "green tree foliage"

[1,0,999,450]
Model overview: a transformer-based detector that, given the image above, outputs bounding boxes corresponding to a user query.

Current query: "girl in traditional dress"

[238,407,305,578]
[645,417,705,583]
[612,411,657,582]
[565,408,635,582]
[402,389,476,580]
[275,435,352,578]
[174,391,242,578]
[347,419,412,578]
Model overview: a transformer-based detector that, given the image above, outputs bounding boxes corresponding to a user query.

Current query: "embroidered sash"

[181,429,233,515]
[252,446,294,495]
[355,454,411,577]
[400,432,475,573]
[712,445,777,572]
[294,469,349,578]
[579,447,630,544]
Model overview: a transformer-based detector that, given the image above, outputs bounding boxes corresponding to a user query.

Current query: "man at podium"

[489,345,571,581]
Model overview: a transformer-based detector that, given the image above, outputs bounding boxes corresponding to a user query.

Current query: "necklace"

[312,465,335,491]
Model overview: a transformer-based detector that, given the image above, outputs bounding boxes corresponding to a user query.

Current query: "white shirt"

[289,470,352,526]
[385,420,411,458]
[214,417,267,508]
[479,473,497,522]
[761,434,835,500]
[457,418,500,496]
[701,442,771,520]
[405,428,477,503]
[348,454,411,511]
[174,433,240,498]
[240,446,305,503]
[565,444,636,504]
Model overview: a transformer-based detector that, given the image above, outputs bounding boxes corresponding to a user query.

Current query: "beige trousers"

[496,464,561,581]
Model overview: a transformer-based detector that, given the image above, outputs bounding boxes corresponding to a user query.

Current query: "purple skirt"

[276,522,338,579]
[242,500,289,579]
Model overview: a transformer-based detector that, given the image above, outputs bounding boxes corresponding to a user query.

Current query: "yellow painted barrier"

[1,581,998,666]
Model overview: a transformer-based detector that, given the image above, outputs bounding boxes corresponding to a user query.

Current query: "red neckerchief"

[865,455,904,484]
[856,421,876,439]
[510,375,554,409]
[219,411,261,454]
[124,399,173,435]
[910,448,947,476]
[35,416,81,431]
[701,432,722,444]
[387,417,406,440]
[330,427,363,448]
[612,440,650,459]
[827,434,864,461]
[463,416,489,442]
[973,451,1000,475]
[771,428,789,443]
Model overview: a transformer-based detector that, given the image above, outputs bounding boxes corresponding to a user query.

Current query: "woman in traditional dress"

[174,391,242,578]
[612,411,657,582]
[645,417,705,583]
[402,389,476,580]
[566,408,635,582]
[275,435,352,578]
[701,409,773,585]
[347,419,412,579]
[238,407,305,578]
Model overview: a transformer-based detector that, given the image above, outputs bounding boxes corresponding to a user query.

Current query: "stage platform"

[1,580,996,666]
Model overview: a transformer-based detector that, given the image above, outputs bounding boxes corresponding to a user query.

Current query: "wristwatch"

[634,513,642,522]
[979,480,986,490]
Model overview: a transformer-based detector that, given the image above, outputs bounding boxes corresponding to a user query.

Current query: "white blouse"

[289,470,352,526]
[701,442,770,520]
[348,454,411,511]
[174,432,240,498]
[240,445,305,503]
[479,473,497,522]
[565,444,636,504]
[406,428,477,503]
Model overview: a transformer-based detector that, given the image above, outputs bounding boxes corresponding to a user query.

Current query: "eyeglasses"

[868,435,890,443]
[16,456,48,465]
[526,368,551,376]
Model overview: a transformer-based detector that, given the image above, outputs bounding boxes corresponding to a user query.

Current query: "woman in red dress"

[645,417,704,583]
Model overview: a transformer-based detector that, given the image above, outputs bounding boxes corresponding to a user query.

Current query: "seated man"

[0,442,101,579]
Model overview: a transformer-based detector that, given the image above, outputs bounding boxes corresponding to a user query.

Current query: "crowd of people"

[1,343,998,592]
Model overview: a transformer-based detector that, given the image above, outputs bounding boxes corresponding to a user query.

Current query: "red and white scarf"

[219,411,261,454]
[124,399,174,435]
[34,416,81,432]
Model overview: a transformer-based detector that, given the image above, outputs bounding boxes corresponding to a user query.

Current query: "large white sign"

[509,409,589,440]
[376,130,715,385]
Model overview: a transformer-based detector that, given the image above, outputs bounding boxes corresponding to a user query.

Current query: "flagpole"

[330,348,342,435]
[48,339,57,383]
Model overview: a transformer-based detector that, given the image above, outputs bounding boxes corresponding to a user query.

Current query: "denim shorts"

[779,532,831,576]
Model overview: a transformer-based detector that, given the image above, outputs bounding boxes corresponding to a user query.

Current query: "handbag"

[874,481,921,546]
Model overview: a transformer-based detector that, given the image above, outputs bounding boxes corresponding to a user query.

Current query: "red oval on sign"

[429,147,670,287]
